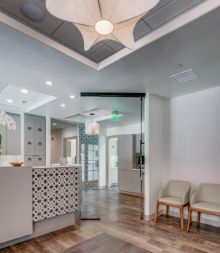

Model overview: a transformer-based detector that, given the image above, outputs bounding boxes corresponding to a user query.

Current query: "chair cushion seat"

[159,196,184,205]
[192,201,220,213]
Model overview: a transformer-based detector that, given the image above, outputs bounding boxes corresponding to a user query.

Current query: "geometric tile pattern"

[79,124,99,190]
[32,167,79,222]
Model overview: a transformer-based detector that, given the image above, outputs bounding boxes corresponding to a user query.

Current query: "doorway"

[63,136,78,164]
[79,93,145,220]
[108,137,118,187]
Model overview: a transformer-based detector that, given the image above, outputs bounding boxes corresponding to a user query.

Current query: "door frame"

[106,136,119,187]
[63,136,78,164]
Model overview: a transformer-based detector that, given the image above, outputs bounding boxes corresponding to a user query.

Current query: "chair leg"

[166,205,169,217]
[197,212,201,226]
[180,207,184,230]
[154,201,160,224]
[187,204,191,225]
[187,208,192,232]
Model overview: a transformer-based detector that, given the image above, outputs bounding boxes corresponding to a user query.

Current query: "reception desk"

[0,166,32,244]
[0,165,81,248]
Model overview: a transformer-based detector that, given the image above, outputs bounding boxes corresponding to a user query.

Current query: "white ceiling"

[51,118,74,130]
[0,6,220,122]
[0,84,56,112]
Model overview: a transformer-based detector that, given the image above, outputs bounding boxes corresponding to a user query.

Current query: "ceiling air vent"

[169,69,199,83]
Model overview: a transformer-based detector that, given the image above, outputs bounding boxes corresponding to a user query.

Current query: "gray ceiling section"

[0,0,204,63]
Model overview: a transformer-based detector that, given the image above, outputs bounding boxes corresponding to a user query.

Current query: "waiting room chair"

[154,180,191,230]
[187,183,220,232]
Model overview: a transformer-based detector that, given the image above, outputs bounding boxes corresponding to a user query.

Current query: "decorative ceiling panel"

[0,0,205,63]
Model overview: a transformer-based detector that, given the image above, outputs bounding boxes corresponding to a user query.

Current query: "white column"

[46,115,51,166]
[99,129,107,188]
[20,113,25,159]
[144,94,150,219]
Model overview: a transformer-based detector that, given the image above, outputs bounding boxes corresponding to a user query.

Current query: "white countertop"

[32,164,81,169]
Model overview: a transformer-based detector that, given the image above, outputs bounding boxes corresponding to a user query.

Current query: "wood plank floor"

[63,233,152,253]
[1,187,220,253]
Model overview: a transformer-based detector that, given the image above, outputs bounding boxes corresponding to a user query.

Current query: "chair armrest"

[191,190,200,205]
[159,185,168,198]
[182,188,190,204]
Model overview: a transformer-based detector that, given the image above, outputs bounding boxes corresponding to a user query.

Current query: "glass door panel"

[79,94,145,220]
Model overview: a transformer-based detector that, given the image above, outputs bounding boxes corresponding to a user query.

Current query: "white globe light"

[95,20,113,35]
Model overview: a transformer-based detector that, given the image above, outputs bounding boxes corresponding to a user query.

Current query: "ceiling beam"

[80,92,146,97]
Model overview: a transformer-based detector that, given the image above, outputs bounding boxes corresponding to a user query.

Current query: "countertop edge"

[32,165,81,169]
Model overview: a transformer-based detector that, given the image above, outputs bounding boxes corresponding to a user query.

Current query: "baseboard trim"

[146,209,220,227]
[145,210,163,221]
[0,212,77,249]
[119,190,142,197]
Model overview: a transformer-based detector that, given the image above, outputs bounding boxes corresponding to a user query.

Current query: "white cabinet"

[0,166,33,243]
[118,169,142,194]
[24,114,46,166]
[117,134,143,194]
[25,155,46,166]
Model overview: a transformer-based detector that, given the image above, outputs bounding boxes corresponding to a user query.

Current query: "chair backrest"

[166,180,191,198]
[198,183,220,204]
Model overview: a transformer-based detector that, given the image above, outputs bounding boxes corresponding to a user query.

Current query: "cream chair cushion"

[191,183,220,213]
[192,202,220,213]
[159,196,183,205]
[159,180,191,206]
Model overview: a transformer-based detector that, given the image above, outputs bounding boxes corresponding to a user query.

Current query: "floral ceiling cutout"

[46,0,159,51]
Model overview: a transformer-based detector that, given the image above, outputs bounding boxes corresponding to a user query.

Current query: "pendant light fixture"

[46,0,159,51]
[85,120,100,135]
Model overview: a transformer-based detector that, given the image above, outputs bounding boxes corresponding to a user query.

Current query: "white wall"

[146,87,220,226]
[167,87,220,226]
[144,94,170,218]
[106,123,141,136]
[169,87,220,188]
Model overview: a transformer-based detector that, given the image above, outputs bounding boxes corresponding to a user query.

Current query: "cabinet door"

[34,156,46,166]
[24,114,34,155]
[0,125,6,155]
[6,114,21,155]
[24,156,35,166]
[34,116,46,156]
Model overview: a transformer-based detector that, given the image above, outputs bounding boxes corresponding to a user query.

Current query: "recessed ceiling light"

[21,89,29,94]
[6,99,14,103]
[52,123,57,126]
[69,95,75,99]
[46,81,53,86]
[60,104,66,108]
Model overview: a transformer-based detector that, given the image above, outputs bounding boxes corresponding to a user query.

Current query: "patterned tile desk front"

[32,166,80,222]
